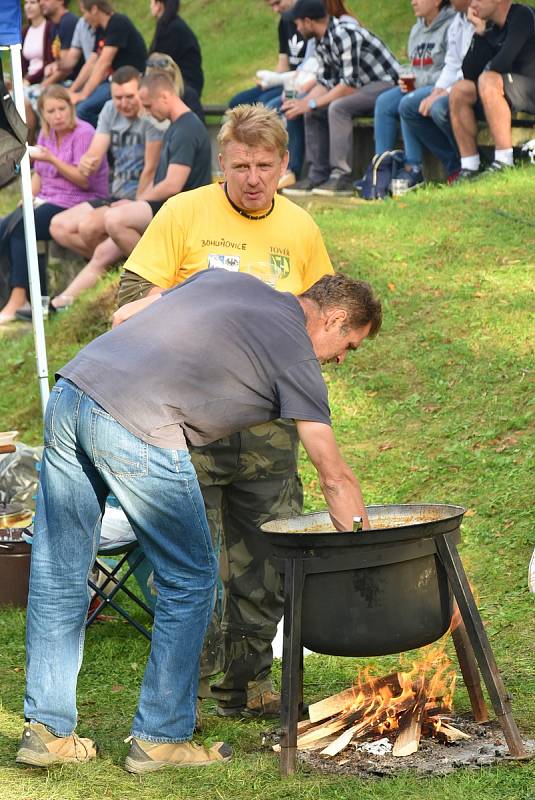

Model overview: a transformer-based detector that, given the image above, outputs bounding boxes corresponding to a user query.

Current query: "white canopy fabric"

[1,0,49,417]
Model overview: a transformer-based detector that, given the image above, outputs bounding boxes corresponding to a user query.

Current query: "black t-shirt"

[279,12,306,70]
[463,4,535,81]
[94,13,147,73]
[150,16,204,96]
[154,111,212,190]
[50,11,80,80]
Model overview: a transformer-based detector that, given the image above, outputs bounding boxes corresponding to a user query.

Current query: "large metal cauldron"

[262,504,465,657]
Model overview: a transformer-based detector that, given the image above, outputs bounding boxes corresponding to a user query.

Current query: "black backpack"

[0,62,28,189]
[356,150,405,200]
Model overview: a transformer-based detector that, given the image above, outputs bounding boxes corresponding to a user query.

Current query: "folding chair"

[86,541,155,640]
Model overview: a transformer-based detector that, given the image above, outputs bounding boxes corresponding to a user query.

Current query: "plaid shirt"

[316,17,400,89]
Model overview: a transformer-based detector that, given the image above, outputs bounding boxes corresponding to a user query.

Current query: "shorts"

[502,73,535,115]
[87,196,121,209]
[147,200,164,217]
[475,72,535,116]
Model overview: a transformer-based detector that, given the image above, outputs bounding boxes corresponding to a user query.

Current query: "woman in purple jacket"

[0,86,108,324]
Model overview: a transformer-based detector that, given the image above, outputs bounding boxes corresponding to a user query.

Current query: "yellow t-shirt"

[124,182,333,294]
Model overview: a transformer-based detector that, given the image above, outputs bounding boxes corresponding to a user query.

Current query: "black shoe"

[281,178,322,196]
[482,159,514,175]
[312,175,354,196]
[15,302,57,322]
[453,167,482,183]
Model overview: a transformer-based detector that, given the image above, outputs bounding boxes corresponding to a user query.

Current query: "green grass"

[1,168,534,799]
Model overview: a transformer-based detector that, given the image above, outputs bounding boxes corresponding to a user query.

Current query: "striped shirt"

[35,119,109,208]
[316,17,400,90]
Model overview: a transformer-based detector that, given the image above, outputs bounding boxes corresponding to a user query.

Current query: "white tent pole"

[7,43,50,417]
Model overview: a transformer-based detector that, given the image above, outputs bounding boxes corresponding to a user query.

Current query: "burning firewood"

[392,683,427,757]
[307,673,402,724]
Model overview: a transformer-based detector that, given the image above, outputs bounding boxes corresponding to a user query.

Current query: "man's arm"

[74,46,117,101]
[296,420,369,531]
[112,290,162,327]
[69,51,97,93]
[136,140,162,197]
[78,131,110,176]
[275,53,290,72]
[487,7,535,75]
[137,164,191,201]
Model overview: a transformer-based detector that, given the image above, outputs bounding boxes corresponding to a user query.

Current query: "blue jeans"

[77,81,112,128]
[229,85,281,108]
[374,85,433,162]
[400,93,460,176]
[24,378,217,742]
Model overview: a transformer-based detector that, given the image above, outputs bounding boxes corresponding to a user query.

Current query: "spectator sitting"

[48,69,212,300]
[398,0,474,183]
[60,18,97,101]
[33,67,163,315]
[0,86,108,325]
[24,0,80,142]
[266,0,358,190]
[229,0,306,110]
[146,52,205,122]
[21,0,54,88]
[148,0,204,98]
[282,0,400,196]
[449,0,535,180]
[71,0,147,128]
[371,0,455,191]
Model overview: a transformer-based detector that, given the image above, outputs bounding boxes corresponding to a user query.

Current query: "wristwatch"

[308,98,318,110]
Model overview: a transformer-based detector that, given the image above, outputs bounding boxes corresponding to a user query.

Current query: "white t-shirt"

[22,22,46,77]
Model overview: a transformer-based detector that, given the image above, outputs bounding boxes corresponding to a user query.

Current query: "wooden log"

[308,673,402,724]
[392,687,427,757]
[320,724,360,757]
[296,709,359,748]
[436,722,471,743]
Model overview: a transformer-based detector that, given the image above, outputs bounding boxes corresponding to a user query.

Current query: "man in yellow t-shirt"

[116,104,333,719]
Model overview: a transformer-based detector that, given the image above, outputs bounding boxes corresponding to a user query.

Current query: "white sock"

[494,148,514,166]
[461,154,480,171]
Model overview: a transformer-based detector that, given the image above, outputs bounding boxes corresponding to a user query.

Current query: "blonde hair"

[218,104,288,157]
[145,52,184,97]
[38,85,76,136]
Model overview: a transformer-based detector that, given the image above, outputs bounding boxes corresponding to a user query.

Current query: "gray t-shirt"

[96,101,163,199]
[59,270,331,449]
[154,110,212,191]
[71,18,95,61]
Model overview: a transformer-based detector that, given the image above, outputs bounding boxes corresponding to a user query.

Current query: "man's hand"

[295,420,370,531]
[43,63,57,78]
[282,97,310,120]
[69,90,85,106]
[111,292,162,328]
[418,88,447,116]
[467,5,486,35]
[79,153,101,176]
[109,199,131,208]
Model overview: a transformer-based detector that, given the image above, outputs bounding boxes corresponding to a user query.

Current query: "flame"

[346,643,458,740]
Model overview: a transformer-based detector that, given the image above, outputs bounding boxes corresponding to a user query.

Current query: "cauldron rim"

[261,503,465,548]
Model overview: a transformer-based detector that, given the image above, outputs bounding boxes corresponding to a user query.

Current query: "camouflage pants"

[191,418,303,708]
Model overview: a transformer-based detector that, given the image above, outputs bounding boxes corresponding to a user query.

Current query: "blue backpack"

[356,150,405,200]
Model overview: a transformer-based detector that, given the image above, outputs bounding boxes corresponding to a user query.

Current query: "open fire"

[277,643,473,760]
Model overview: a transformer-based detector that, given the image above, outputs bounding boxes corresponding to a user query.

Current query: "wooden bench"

[202,102,535,183]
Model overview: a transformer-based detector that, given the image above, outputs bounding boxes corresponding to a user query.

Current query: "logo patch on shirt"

[208,254,241,271]
[270,254,290,278]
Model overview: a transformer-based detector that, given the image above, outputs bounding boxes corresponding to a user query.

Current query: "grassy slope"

[1,170,534,800]
[1,2,535,798]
